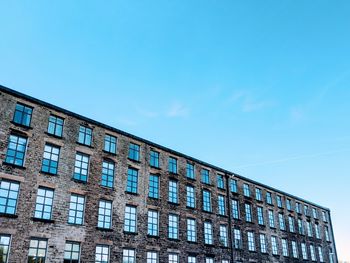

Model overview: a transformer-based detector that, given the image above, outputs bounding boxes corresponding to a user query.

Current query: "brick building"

[0,85,337,263]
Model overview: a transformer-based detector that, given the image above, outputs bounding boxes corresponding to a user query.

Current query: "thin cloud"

[227,90,274,113]
[167,102,189,118]
[235,148,350,169]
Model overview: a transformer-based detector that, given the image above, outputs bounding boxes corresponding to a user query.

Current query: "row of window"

[0,178,331,243]
[239,182,328,221]
[233,229,335,262]
[0,233,335,263]
[9,102,329,221]
[232,201,331,241]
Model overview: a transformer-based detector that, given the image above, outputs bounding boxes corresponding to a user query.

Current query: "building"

[0,85,337,263]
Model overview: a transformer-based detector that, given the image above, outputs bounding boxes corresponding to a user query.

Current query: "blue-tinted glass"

[126,168,138,193]
[201,169,210,184]
[149,174,159,198]
[5,135,27,166]
[13,103,32,126]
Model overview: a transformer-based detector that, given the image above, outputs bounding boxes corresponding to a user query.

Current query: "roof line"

[0,84,330,211]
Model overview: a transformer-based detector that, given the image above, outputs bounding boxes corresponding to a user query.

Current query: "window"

[301,243,308,260]
[123,249,135,263]
[168,214,179,239]
[5,134,27,166]
[168,180,178,204]
[278,213,285,230]
[312,208,318,219]
[188,256,196,263]
[232,200,239,219]
[101,160,115,188]
[218,195,226,215]
[296,202,301,214]
[322,211,328,222]
[276,195,283,208]
[95,245,110,263]
[187,218,196,242]
[257,207,264,225]
[304,205,309,216]
[147,251,158,263]
[245,203,252,222]
[310,244,316,261]
[205,258,214,263]
[126,168,138,194]
[64,241,80,263]
[78,126,92,146]
[0,234,11,263]
[325,226,330,241]
[247,232,255,251]
[147,210,159,236]
[13,103,32,126]
[150,150,159,168]
[204,221,213,245]
[28,238,47,263]
[186,163,195,179]
[41,144,60,175]
[307,221,313,237]
[288,216,295,232]
[329,248,335,263]
[149,174,159,199]
[169,253,179,263]
[243,184,250,197]
[68,194,85,225]
[298,219,304,235]
[98,200,112,229]
[34,187,54,220]
[255,188,262,201]
[286,199,292,211]
[259,234,267,253]
[73,152,89,182]
[233,229,242,249]
[217,174,225,189]
[282,239,289,257]
[202,190,212,212]
[168,157,177,174]
[219,225,228,247]
[318,246,324,262]
[124,205,137,233]
[268,210,275,228]
[230,179,237,193]
[48,115,64,137]
[186,185,195,208]
[104,134,117,154]
[271,236,278,255]
[0,180,19,215]
[266,192,272,205]
[201,169,210,184]
[292,241,298,258]
[128,143,140,161]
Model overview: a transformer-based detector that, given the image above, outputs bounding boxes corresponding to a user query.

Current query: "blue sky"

[1,0,350,260]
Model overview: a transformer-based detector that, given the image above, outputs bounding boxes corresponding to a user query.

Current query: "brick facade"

[0,85,338,263]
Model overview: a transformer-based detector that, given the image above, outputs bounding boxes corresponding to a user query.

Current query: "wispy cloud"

[227,90,274,113]
[235,148,350,169]
[167,102,189,118]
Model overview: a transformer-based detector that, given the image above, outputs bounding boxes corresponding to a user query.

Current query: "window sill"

[186,177,196,181]
[100,185,115,191]
[147,234,160,239]
[187,240,198,244]
[44,132,63,139]
[168,238,180,242]
[10,121,33,129]
[202,210,213,214]
[128,158,141,163]
[150,165,161,170]
[31,217,55,223]
[96,227,113,232]
[125,191,139,196]
[169,172,178,176]
[124,231,138,235]
[2,162,26,170]
[204,243,215,247]
[76,142,93,148]
[0,213,18,218]
[186,206,196,210]
[218,214,228,218]
[103,150,117,156]
[71,178,88,184]
[168,201,179,206]
[40,171,58,176]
